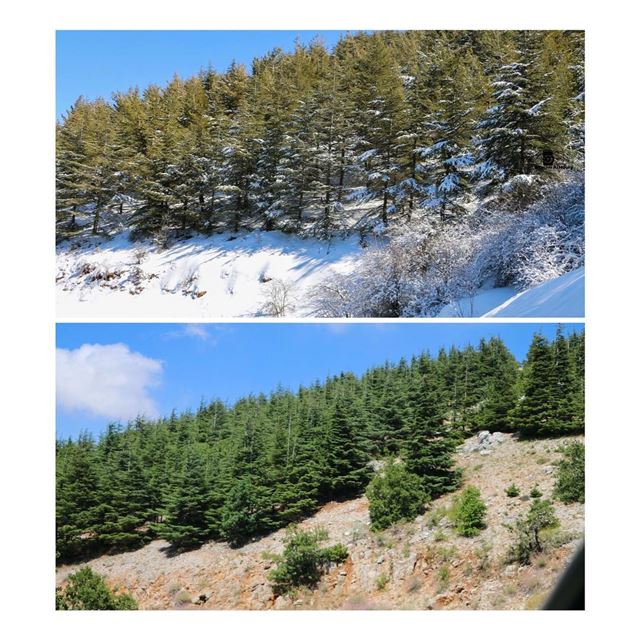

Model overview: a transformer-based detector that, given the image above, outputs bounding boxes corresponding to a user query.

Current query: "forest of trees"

[56,329,584,563]
[56,30,584,241]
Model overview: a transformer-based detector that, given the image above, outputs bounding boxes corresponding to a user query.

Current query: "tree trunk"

[92,206,101,235]
[337,147,345,203]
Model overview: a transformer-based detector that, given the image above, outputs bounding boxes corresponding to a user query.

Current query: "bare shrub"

[261,279,295,317]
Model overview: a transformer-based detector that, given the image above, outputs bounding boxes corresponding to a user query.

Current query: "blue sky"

[56,30,351,120]
[56,322,583,440]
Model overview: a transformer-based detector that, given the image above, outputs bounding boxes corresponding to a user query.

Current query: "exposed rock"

[55,433,584,612]
[461,431,509,453]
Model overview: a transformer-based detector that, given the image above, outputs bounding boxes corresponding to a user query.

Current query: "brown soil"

[55,433,584,610]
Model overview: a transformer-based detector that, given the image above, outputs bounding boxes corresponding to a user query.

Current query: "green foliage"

[436,566,450,592]
[268,527,348,595]
[56,31,584,238]
[56,330,584,564]
[507,499,559,565]
[511,329,585,437]
[376,573,390,591]
[55,566,137,610]
[554,442,585,503]
[529,485,543,499]
[452,486,487,537]
[366,461,428,531]
[505,484,520,498]
[405,356,460,496]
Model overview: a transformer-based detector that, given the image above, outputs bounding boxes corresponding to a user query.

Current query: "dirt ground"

[55,433,584,610]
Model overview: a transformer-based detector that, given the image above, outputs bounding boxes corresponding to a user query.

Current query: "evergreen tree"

[156,444,214,548]
[512,334,555,437]
[404,355,460,496]
[56,434,100,560]
[324,387,372,499]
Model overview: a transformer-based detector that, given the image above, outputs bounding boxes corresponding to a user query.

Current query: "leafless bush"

[312,173,584,317]
[261,279,295,317]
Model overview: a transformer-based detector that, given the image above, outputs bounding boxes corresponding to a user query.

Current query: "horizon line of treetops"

[56,30,584,241]
[57,329,584,563]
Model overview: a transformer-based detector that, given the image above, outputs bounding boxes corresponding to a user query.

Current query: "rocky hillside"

[55,433,584,610]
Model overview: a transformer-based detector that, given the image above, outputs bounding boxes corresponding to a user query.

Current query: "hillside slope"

[484,267,585,318]
[56,230,362,318]
[55,433,584,610]
[436,267,584,318]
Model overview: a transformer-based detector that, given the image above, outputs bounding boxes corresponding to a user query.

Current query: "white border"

[4,0,639,637]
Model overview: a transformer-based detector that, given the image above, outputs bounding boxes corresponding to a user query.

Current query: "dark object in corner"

[542,149,555,167]
[543,543,585,610]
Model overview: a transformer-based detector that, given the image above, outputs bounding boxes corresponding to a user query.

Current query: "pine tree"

[56,434,100,560]
[352,34,407,227]
[324,385,371,499]
[404,355,459,496]
[157,444,214,548]
[415,43,484,219]
[476,337,519,431]
[512,334,555,437]
[92,425,152,550]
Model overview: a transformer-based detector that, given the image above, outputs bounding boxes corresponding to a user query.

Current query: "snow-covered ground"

[438,267,585,318]
[57,230,584,319]
[57,231,363,318]
[483,266,585,318]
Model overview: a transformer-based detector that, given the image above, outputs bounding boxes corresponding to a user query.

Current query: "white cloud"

[165,323,225,343]
[57,343,163,421]
[182,324,211,340]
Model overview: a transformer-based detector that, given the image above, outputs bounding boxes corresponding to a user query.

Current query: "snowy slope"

[438,268,584,318]
[57,231,362,318]
[437,287,518,318]
[482,267,584,318]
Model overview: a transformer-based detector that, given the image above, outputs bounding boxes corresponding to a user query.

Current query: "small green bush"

[376,573,390,591]
[507,499,559,565]
[529,485,542,499]
[452,486,487,537]
[437,566,450,592]
[56,566,137,610]
[554,442,585,503]
[268,527,348,595]
[505,484,520,497]
[366,461,428,531]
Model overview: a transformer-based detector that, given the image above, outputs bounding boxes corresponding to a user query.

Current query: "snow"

[483,266,584,318]
[438,267,584,318]
[437,268,584,318]
[57,231,362,318]
[437,287,517,318]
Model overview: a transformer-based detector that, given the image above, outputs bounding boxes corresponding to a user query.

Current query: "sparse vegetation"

[268,527,348,595]
[554,441,585,503]
[452,486,487,537]
[437,545,458,563]
[260,278,295,317]
[366,461,428,531]
[437,566,450,592]
[427,506,447,528]
[507,499,560,565]
[56,566,137,610]
[530,485,543,498]
[434,529,447,542]
[376,573,390,591]
[506,484,520,497]
[475,541,492,572]
[525,592,547,610]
